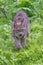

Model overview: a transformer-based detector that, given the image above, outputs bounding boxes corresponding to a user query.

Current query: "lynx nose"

[19,32,22,36]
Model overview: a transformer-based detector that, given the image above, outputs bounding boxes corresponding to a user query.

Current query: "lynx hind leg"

[13,37,22,49]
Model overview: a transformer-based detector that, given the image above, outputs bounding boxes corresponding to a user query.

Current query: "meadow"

[0,0,43,65]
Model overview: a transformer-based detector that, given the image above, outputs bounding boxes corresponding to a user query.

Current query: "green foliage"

[0,0,43,65]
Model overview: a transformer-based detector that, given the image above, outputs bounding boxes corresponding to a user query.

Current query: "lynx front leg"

[21,36,26,48]
[12,37,22,49]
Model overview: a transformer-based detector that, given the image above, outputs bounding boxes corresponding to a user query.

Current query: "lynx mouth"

[16,22,21,25]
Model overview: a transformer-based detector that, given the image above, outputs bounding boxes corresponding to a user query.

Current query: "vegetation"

[0,0,43,65]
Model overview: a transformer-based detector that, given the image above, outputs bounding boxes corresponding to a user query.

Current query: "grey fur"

[12,10,30,49]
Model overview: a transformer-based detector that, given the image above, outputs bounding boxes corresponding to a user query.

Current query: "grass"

[0,0,43,65]
[0,17,43,65]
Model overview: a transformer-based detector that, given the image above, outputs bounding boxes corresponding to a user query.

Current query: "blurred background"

[0,0,43,65]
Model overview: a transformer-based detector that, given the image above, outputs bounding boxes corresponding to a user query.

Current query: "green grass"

[0,0,43,65]
[0,17,43,65]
